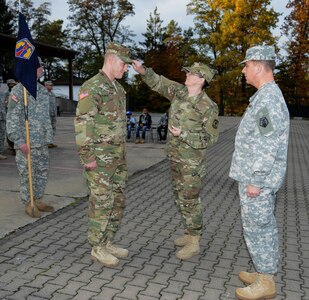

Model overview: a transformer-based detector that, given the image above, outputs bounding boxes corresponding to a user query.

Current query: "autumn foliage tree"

[188,0,279,115]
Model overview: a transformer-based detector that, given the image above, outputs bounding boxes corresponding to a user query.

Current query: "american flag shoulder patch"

[11,95,19,103]
[79,91,89,100]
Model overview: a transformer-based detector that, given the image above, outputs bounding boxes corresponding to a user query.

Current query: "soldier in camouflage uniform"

[132,60,219,260]
[6,58,55,218]
[5,79,18,155]
[44,81,58,148]
[0,77,7,160]
[75,43,132,268]
[229,46,290,300]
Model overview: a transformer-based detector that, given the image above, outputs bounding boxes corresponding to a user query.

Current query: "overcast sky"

[33,0,290,44]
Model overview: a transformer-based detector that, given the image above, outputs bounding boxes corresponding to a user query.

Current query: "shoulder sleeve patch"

[79,91,89,100]
[11,95,19,103]
[256,107,274,136]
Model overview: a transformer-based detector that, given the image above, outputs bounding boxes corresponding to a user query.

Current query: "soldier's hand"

[169,126,181,137]
[19,144,29,155]
[246,185,261,197]
[84,160,97,171]
[131,60,146,75]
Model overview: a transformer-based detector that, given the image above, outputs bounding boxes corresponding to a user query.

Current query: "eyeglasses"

[188,72,204,79]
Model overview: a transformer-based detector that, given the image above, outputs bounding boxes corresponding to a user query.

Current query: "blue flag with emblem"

[15,12,40,99]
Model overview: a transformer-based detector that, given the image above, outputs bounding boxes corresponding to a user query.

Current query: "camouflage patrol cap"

[6,79,17,85]
[106,42,132,63]
[182,62,215,84]
[240,45,276,64]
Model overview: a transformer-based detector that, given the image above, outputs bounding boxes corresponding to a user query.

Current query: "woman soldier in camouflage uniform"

[132,61,219,260]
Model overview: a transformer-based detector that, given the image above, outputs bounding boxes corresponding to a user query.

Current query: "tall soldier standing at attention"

[75,43,132,268]
[132,60,219,260]
[229,45,290,300]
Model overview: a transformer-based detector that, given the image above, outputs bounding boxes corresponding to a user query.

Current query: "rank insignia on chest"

[259,116,269,128]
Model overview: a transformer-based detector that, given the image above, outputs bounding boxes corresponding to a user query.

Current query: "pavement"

[0,116,308,300]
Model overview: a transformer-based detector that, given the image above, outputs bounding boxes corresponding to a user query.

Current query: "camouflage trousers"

[170,160,203,236]
[0,120,5,153]
[84,163,127,246]
[239,183,279,274]
[15,146,49,204]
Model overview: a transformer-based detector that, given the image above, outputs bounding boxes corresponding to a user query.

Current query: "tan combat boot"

[25,203,41,218]
[235,273,276,300]
[174,234,191,247]
[35,200,55,212]
[0,154,7,160]
[176,235,200,260]
[135,139,140,144]
[140,139,145,144]
[91,246,119,267]
[106,241,129,258]
[239,271,258,285]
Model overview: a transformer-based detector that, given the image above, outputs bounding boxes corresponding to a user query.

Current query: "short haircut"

[253,60,276,72]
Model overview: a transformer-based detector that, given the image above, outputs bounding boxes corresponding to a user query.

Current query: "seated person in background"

[135,107,152,144]
[157,109,169,141]
[126,111,136,140]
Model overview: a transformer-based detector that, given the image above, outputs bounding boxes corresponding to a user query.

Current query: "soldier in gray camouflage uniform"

[5,79,18,155]
[229,45,290,300]
[75,43,132,268]
[6,58,55,218]
[44,81,58,148]
[0,77,7,160]
[132,60,219,260]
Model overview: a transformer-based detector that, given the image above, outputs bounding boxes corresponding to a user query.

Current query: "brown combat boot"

[35,200,54,212]
[0,154,7,160]
[25,203,41,218]
[235,273,276,300]
[176,235,200,260]
[135,139,140,144]
[239,271,258,285]
[91,246,119,267]
[106,241,129,258]
[174,234,191,247]
[140,139,145,144]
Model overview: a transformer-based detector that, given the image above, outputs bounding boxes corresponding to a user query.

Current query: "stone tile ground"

[0,120,308,300]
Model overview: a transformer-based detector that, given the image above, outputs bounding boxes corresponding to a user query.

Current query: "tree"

[140,7,164,52]
[0,0,15,79]
[188,0,280,115]
[67,0,135,78]
[0,0,14,34]
[280,0,309,117]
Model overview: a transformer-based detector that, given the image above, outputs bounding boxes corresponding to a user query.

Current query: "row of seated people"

[126,108,169,143]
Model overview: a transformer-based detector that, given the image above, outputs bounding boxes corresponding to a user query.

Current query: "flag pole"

[23,87,35,211]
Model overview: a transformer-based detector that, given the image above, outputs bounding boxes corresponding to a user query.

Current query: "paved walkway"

[0,118,308,299]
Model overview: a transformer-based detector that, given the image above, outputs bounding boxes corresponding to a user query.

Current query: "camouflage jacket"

[229,81,290,191]
[6,83,53,148]
[142,68,219,164]
[0,84,8,120]
[74,70,127,167]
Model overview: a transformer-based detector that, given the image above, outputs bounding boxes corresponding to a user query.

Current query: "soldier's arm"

[74,87,98,166]
[6,87,25,149]
[249,95,286,187]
